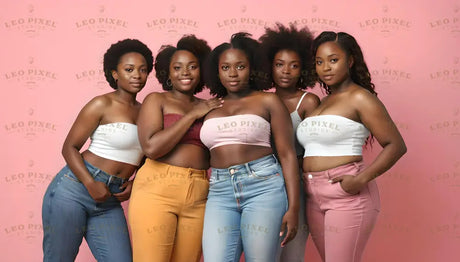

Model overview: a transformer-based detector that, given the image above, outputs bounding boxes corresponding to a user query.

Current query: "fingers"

[279,221,286,237]
[280,225,297,247]
[330,176,343,184]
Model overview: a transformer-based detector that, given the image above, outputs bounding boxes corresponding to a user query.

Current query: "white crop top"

[296,115,370,157]
[200,114,271,150]
[88,122,144,165]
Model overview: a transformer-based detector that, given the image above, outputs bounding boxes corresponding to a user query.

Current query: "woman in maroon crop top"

[128,35,223,262]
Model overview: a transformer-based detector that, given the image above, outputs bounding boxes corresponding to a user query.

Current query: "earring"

[166,78,172,87]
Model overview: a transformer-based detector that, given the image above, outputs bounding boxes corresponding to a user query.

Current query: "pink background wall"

[1,0,458,261]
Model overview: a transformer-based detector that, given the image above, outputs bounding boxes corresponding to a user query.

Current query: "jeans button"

[230,169,235,175]
[308,174,313,180]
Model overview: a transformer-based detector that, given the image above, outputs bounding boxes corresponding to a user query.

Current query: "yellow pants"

[128,159,209,262]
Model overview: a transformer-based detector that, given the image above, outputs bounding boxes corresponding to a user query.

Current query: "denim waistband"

[303,161,364,179]
[211,154,278,179]
[84,160,128,186]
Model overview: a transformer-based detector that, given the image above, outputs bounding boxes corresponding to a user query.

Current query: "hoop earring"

[166,78,172,87]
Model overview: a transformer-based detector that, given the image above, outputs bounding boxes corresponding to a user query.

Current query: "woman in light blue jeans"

[202,155,288,261]
[200,32,299,262]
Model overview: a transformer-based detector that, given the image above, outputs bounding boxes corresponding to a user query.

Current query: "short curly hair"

[312,31,377,96]
[259,23,315,89]
[103,39,154,89]
[205,32,271,98]
[154,35,211,94]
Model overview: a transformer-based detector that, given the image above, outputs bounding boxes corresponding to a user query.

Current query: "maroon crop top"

[163,113,206,149]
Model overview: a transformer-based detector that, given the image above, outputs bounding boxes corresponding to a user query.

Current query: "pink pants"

[303,161,380,262]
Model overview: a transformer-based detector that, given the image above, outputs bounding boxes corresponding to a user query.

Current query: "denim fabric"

[202,154,288,262]
[42,161,132,262]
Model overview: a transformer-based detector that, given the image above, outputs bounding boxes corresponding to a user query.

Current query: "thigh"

[42,169,88,261]
[85,203,132,262]
[324,209,379,262]
[240,178,287,262]
[306,197,326,262]
[202,191,242,262]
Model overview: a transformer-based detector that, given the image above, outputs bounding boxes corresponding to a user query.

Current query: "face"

[169,50,200,92]
[272,49,301,89]
[112,52,148,93]
[218,48,250,93]
[315,41,353,87]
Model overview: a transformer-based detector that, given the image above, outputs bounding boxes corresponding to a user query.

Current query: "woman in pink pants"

[296,31,407,262]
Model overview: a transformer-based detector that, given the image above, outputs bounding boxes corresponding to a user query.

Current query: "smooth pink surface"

[1,1,458,261]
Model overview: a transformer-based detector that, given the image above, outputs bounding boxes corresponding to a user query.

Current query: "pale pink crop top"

[200,114,271,150]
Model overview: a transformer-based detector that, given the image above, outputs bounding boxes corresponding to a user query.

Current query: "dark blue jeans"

[42,161,132,262]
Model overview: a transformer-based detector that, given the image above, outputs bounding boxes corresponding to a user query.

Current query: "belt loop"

[244,162,251,174]
[106,175,113,186]
[272,154,278,164]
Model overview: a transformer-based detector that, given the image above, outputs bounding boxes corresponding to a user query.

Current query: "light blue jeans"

[202,154,288,262]
[42,161,132,262]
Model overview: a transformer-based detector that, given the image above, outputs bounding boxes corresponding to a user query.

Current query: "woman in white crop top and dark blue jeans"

[260,23,321,262]
[200,33,300,262]
[296,32,407,262]
[42,39,153,262]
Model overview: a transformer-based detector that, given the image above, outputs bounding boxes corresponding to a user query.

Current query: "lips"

[321,75,334,81]
[227,81,240,86]
[179,79,192,84]
[130,82,143,87]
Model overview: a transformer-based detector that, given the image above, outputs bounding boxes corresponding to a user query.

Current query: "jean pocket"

[63,173,80,183]
[251,168,282,180]
[336,182,358,196]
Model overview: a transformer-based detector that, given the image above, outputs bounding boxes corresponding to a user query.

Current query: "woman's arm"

[332,88,407,193]
[62,96,112,202]
[266,93,300,246]
[137,93,222,159]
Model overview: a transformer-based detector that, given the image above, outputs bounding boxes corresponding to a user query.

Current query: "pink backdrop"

[1,1,459,261]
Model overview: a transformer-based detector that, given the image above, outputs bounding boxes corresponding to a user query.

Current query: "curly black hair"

[259,23,315,89]
[312,31,377,96]
[205,32,271,98]
[103,39,154,89]
[154,35,211,94]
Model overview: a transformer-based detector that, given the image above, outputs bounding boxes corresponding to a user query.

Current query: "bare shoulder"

[84,93,112,112]
[303,92,321,106]
[349,85,380,106]
[143,92,165,104]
